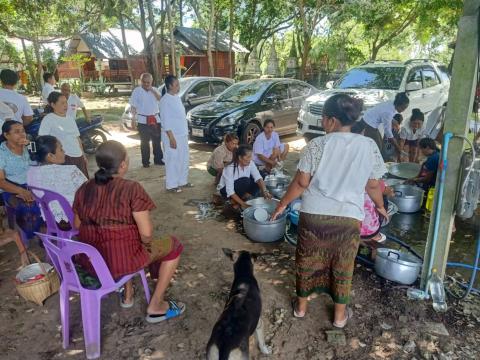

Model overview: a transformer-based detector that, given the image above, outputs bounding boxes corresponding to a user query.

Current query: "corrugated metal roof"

[175,27,249,53]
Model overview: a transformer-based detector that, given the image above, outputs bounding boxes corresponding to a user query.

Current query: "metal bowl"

[388,162,422,179]
[246,198,279,207]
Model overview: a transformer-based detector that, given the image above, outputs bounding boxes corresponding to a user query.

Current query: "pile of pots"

[264,174,291,199]
[242,198,288,243]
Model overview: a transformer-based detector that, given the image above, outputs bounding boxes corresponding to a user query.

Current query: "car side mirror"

[326,81,334,89]
[405,81,422,92]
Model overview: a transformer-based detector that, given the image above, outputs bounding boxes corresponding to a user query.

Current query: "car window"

[212,81,230,95]
[335,67,405,90]
[217,81,271,103]
[407,68,423,84]
[190,81,211,97]
[437,65,450,83]
[423,67,441,88]
[265,83,289,101]
[289,82,312,98]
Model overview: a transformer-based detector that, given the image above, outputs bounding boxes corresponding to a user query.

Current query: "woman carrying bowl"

[271,94,387,328]
[218,144,272,210]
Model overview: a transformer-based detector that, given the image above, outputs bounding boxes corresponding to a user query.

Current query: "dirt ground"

[1,98,480,359]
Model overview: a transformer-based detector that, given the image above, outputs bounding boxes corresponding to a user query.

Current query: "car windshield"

[217,81,271,103]
[158,77,197,96]
[335,67,405,90]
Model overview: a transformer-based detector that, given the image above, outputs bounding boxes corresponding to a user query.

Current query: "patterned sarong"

[296,213,360,304]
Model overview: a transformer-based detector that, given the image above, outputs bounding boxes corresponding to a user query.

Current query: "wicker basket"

[15,252,60,306]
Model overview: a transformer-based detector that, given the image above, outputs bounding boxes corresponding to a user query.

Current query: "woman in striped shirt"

[73,140,185,323]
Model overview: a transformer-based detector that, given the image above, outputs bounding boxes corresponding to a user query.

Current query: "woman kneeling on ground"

[271,94,387,328]
[207,133,239,185]
[73,140,185,323]
[253,119,289,173]
[218,144,272,210]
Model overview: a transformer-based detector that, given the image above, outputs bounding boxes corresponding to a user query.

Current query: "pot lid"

[377,248,422,267]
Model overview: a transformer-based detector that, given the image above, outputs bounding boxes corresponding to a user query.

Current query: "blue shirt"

[422,151,440,187]
[0,142,32,185]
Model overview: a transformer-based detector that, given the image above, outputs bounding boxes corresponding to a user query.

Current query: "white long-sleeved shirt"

[159,93,188,136]
[362,100,397,139]
[218,160,262,197]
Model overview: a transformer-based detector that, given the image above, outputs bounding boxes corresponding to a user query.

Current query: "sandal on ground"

[292,298,305,318]
[119,289,135,309]
[373,233,387,243]
[333,307,353,329]
[167,188,182,193]
[180,183,194,188]
[145,300,186,324]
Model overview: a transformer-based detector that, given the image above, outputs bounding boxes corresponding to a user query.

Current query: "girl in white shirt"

[271,94,386,328]
[399,108,426,163]
[218,145,271,210]
[39,92,89,178]
[27,135,87,224]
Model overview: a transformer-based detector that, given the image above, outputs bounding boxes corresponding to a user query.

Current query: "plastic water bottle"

[427,269,448,312]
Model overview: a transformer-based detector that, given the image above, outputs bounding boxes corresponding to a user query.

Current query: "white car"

[297,59,450,140]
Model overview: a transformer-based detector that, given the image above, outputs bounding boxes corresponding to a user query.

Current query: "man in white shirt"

[0,100,14,128]
[0,69,33,126]
[60,83,89,121]
[129,73,163,168]
[41,72,56,105]
[361,92,410,153]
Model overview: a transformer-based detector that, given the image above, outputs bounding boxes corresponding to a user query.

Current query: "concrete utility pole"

[420,0,480,288]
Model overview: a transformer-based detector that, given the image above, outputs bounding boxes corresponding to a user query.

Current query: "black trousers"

[138,123,163,166]
[220,177,260,199]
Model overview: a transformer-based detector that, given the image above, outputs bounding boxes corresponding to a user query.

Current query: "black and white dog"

[206,249,272,360]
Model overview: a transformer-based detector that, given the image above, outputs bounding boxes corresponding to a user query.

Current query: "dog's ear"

[222,248,234,261]
[250,252,259,262]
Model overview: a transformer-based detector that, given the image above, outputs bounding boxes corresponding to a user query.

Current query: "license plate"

[192,128,204,137]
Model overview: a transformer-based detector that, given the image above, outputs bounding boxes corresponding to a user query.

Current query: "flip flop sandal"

[181,183,194,188]
[292,298,305,318]
[119,289,135,309]
[167,188,182,193]
[333,307,353,329]
[145,300,186,324]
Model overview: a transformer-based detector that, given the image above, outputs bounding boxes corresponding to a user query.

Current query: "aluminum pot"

[388,162,421,179]
[391,184,425,213]
[264,176,290,199]
[242,201,287,243]
[375,248,422,285]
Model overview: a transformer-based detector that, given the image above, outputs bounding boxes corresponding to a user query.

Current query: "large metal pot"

[242,200,287,243]
[264,176,290,199]
[391,184,425,213]
[388,162,421,179]
[375,248,422,285]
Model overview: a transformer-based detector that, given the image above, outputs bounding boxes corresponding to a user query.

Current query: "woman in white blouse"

[27,135,87,224]
[39,92,88,178]
[218,145,271,210]
[399,108,426,163]
[272,94,387,328]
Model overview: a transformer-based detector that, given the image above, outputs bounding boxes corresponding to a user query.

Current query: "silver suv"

[297,59,450,140]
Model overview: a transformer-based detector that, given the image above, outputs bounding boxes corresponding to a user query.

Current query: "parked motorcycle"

[25,112,110,155]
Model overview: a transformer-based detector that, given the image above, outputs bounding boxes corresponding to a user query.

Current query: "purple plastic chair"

[29,186,78,239]
[36,233,151,359]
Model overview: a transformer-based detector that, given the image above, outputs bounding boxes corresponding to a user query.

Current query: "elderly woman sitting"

[207,133,239,185]
[73,140,185,323]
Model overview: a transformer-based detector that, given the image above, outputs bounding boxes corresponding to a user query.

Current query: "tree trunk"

[138,0,154,76]
[146,0,160,85]
[206,0,215,76]
[20,38,37,91]
[159,0,166,79]
[179,0,183,27]
[32,37,43,91]
[166,0,176,76]
[228,0,234,78]
[300,35,311,81]
[118,9,135,88]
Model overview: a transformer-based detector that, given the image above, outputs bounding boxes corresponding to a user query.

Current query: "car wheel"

[242,122,261,145]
